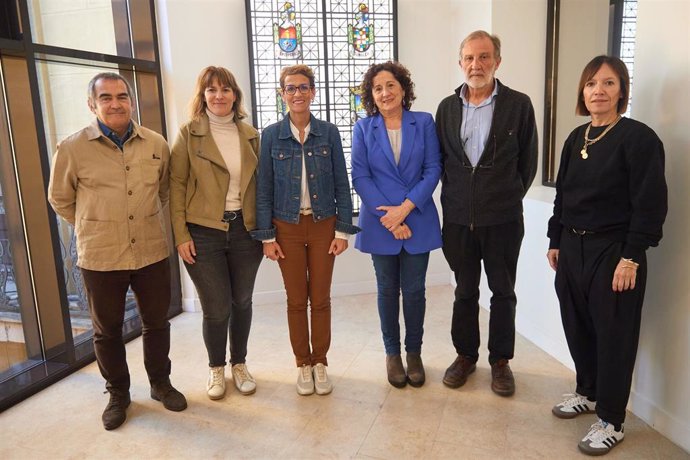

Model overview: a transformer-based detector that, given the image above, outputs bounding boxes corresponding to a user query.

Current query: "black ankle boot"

[102,390,131,430]
[386,355,407,388]
[406,352,425,387]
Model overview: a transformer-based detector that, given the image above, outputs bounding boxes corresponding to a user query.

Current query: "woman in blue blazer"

[352,61,442,388]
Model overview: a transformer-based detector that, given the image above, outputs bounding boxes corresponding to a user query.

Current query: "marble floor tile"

[0,285,686,459]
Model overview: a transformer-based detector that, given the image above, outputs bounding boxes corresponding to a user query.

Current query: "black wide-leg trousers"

[555,229,647,426]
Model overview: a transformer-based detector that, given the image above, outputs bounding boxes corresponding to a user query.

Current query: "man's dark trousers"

[442,219,524,365]
[81,258,172,392]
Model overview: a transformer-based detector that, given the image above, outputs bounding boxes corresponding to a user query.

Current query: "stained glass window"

[619,0,636,116]
[246,0,398,212]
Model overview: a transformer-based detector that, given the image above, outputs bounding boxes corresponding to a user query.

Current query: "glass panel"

[0,57,42,378]
[246,0,398,213]
[35,60,140,345]
[620,0,637,116]
[129,0,156,61]
[0,1,22,40]
[135,72,163,135]
[324,0,396,213]
[27,0,125,57]
[0,184,30,375]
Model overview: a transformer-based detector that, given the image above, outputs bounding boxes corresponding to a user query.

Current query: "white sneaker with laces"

[296,364,314,396]
[313,363,333,395]
[578,419,624,456]
[231,363,256,395]
[207,366,226,400]
[552,392,596,419]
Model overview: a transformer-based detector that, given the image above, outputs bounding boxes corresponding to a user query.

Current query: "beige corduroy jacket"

[169,114,260,247]
[48,119,171,271]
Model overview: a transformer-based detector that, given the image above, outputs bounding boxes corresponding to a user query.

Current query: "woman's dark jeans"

[371,249,430,356]
[185,215,262,367]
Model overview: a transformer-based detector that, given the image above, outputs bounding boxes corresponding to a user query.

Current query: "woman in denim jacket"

[253,65,359,396]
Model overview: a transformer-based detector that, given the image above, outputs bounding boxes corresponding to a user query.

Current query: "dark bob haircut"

[360,61,416,116]
[576,55,630,116]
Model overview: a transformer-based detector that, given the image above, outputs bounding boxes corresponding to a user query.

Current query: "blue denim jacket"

[252,114,360,240]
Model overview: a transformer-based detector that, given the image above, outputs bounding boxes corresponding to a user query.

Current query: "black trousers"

[185,217,263,367]
[556,229,646,426]
[442,219,524,365]
[81,258,172,393]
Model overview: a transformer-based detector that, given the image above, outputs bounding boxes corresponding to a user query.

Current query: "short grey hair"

[459,30,501,60]
[87,72,134,102]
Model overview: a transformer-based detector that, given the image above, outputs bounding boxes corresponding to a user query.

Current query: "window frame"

[0,0,179,411]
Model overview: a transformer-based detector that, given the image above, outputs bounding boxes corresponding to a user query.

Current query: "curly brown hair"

[360,61,416,116]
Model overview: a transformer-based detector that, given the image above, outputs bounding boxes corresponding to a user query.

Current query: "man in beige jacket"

[48,72,187,430]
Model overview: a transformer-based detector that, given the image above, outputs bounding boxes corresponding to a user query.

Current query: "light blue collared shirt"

[459,82,498,167]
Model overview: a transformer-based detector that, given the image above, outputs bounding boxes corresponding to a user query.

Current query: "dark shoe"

[491,359,515,396]
[102,390,131,430]
[443,355,476,388]
[150,379,188,411]
[406,352,425,387]
[386,355,407,388]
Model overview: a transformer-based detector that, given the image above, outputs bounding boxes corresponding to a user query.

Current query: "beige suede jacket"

[169,114,259,247]
[48,119,170,271]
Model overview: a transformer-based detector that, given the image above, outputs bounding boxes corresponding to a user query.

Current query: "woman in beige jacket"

[170,66,262,400]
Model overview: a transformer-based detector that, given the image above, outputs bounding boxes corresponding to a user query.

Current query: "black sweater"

[436,80,538,227]
[547,117,667,260]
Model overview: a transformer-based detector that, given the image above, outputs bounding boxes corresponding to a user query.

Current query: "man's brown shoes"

[442,355,477,388]
[490,359,515,396]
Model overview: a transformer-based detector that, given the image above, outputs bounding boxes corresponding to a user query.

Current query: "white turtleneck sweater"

[206,109,242,211]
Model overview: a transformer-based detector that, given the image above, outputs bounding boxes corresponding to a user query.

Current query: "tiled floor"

[1,285,687,459]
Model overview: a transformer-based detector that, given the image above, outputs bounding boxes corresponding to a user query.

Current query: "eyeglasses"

[283,84,312,95]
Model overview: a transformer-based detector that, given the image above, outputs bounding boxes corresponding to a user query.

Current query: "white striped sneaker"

[578,419,624,456]
[552,393,596,419]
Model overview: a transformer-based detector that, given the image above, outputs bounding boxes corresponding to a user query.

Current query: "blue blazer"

[351,110,442,255]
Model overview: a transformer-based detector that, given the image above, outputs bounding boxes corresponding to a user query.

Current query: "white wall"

[554,0,609,167]
[625,0,690,450]
[490,0,690,452]
[156,0,689,452]
[490,1,573,365]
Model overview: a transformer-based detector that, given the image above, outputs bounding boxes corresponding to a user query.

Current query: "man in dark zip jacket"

[436,30,538,397]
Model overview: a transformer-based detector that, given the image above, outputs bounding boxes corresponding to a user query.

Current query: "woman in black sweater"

[546,56,667,456]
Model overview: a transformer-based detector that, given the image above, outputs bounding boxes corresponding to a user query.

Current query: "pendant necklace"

[581,115,622,159]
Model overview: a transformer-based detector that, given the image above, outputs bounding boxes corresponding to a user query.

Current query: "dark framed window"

[542,0,637,185]
[245,0,398,212]
[0,0,180,411]
[609,0,637,116]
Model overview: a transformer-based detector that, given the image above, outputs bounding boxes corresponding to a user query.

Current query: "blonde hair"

[190,66,247,121]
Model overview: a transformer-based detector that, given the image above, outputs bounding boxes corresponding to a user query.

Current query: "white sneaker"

[552,393,596,419]
[578,419,624,456]
[231,363,256,395]
[296,364,314,396]
[207,366,226,400]
[313,363,333,395]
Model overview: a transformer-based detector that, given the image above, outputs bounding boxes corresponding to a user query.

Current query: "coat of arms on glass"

[246,0,398,212]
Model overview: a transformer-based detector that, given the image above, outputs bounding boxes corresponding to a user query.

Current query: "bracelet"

[620,257,639,270]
